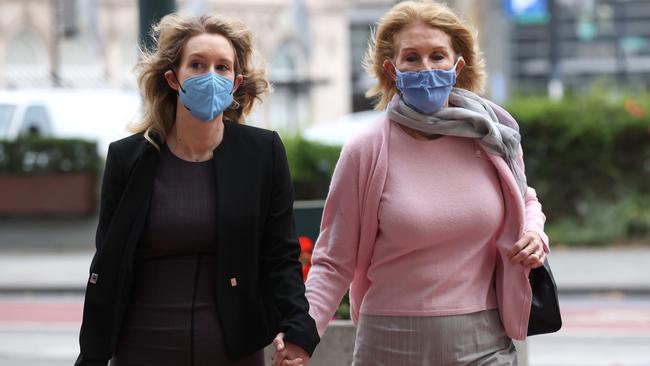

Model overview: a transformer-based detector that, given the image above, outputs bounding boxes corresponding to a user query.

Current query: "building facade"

[0,0,508,131]
[503,0,650,97]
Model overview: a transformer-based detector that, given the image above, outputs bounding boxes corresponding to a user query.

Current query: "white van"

[302,109,384,146]
[0,92,54,139]
[0,89,142,156]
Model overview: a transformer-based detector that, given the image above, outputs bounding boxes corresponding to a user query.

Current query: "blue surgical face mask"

[393,57,462,114]
[173,70,234,122]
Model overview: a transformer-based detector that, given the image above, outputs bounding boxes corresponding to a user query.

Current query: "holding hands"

[271,333,310,366]
[509,231,546,269]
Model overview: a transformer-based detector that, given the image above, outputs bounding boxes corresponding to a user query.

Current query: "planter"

[0,172,97,216]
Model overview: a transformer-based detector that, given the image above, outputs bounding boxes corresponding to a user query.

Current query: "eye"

[431,52,447,61]
[404,53,420,63]
[190,62,203,69]
[216,64,230,71]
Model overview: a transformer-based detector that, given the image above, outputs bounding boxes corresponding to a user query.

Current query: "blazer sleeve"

[260,132,320,356]
[76,142,127,366]
[305,142,362,336]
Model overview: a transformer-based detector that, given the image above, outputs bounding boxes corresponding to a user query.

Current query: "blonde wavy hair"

[364,0,486,110]
[130,13,269,146]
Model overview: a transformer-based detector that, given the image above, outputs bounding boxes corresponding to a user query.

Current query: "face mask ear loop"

[170,69,186,93]
[389,60,408,101]
[388,60,400,80]
[171,69,192,112]
[384,60,403,98]
[230,74,241,95]
[453,56,464,70]
[229,76,241,111]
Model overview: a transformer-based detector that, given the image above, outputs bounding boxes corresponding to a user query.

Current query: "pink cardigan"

[305,102,549,340]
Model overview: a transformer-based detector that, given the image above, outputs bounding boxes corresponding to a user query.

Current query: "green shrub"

[282,135,341,200]
[509,92,650,211]
[545,194,650,246]
[0,138,100,174]
[507,91,650,244]
[286,90,650,246]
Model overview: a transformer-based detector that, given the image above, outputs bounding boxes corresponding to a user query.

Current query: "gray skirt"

[352,310,517,366]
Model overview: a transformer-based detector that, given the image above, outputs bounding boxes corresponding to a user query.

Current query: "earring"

[230,100,241,110]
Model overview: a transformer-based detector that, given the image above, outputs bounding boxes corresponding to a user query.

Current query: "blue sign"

[504,0,549,24]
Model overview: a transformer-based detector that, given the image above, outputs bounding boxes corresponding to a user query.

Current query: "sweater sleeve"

[488,99,550,252]
[305,143,363,336]
[517,145,550,253]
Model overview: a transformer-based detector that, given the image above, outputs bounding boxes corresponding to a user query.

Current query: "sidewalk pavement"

[0,212,650,293]
[0,246,649,292]
[1,215,649,292]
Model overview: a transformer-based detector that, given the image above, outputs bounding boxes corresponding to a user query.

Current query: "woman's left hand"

[509,231,546,269]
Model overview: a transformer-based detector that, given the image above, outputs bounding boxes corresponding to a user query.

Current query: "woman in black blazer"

[75,13,318,366]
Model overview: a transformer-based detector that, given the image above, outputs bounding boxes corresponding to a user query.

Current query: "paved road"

[0,294,81,366]
[1,292,649,366]
[530,293,650,366]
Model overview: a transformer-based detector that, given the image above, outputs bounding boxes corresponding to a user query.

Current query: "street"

[0,293,81,366]
[0,292,649,366]
[529,292,650,366]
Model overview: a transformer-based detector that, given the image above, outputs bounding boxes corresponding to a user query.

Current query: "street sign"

[504,0,549,24]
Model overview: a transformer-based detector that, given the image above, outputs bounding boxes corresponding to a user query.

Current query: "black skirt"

[111,255,265,366]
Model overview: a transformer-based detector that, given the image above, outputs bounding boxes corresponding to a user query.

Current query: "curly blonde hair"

[364,0,486,110]
[130,13,269,146]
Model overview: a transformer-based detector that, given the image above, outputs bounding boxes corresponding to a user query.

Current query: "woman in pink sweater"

[274,1,550,365]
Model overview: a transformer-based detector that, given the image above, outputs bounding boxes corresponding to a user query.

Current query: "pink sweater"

[361,124,503,316]
[305,102,549,340]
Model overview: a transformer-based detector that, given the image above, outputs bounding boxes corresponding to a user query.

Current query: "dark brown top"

[136,144,217,260]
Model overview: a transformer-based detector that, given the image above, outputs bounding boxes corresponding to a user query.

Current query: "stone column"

[48,0,62,87]
[308,0,351,123]
[104,39,121,87]
[0,38,7,88]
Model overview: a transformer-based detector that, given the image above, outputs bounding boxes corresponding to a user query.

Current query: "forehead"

[395,22,453,52]
[182,33,235,62]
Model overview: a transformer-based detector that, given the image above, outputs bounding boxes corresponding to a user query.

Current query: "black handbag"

[527,258,562,336]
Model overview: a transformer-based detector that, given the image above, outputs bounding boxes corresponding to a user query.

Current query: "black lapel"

[212,123,241,277]
[108,139,158,347]
[96,137,158,296]
[122,141,159,252]
[104,141,157,282]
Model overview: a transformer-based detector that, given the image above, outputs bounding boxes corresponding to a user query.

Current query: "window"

[62,0,79,38]
[20,105,51,137]
[269,40,309,131]
[0,104,16,138]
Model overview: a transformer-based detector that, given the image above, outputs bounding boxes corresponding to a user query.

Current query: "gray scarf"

[387,88,527,196]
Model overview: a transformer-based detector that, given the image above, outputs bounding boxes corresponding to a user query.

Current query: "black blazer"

[75,122,319,366]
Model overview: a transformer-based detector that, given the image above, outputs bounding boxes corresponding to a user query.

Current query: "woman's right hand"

[508,231,546,268]
[271,332,310,366]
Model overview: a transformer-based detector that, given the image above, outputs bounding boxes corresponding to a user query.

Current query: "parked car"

[0,89,142,156]
[301,109,384,146]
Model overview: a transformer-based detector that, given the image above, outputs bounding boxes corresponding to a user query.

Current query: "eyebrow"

[186,52,234,64]
[400,46,450,53]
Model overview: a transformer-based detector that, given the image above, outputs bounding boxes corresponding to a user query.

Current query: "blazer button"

[230,277,238,287]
